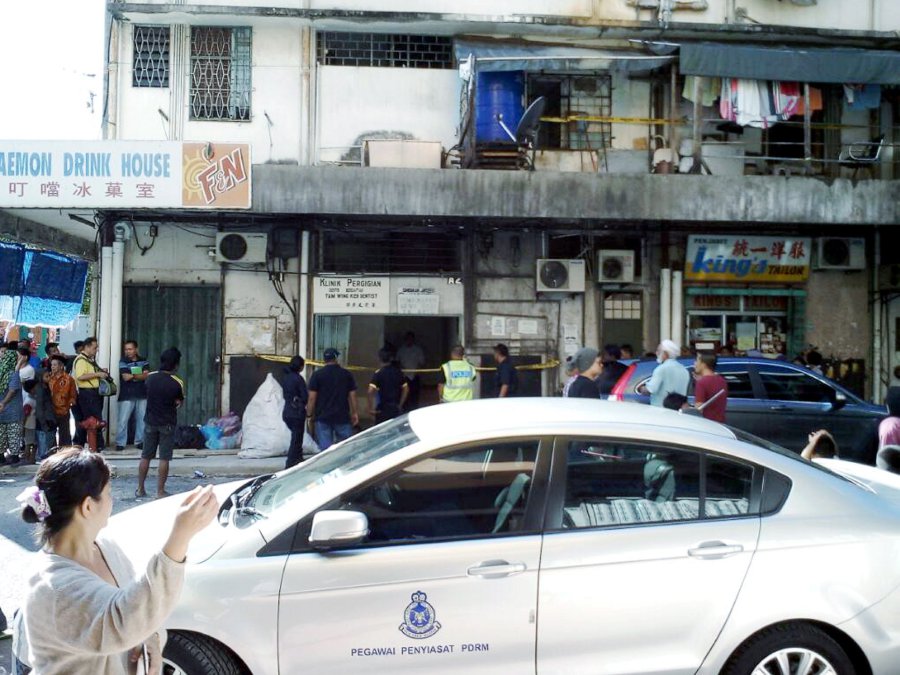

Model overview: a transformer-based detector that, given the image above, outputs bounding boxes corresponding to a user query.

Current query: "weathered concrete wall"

[254,166,900,225]
[0,212,96,260]
[805,269,870,360]
[316,66,460,164]
[122,224,299,414]
[472,230,585,394]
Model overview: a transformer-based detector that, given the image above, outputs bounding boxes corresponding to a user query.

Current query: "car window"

[758,367,834,403]
[716,366,755,399]
[559,441,754,530]
[335,440,540,545]
[705,455,754,518]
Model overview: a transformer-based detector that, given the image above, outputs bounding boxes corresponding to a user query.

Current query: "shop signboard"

[398,288,440,315]
[314,276,390,314]
[0,140,251,208]
[686,235,811,284]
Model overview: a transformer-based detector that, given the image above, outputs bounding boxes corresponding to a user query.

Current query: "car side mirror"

[829,392,848,412]
[309,510,369,550]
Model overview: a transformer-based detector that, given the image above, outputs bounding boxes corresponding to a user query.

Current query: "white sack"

[239,374,292,458]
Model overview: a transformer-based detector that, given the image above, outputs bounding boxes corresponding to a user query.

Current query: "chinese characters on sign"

[685,235,812,283]
[313,277,390,314]
[0,141,251,209]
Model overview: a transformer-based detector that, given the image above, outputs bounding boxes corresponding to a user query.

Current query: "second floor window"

[133,25,170,88]
[190,26,252,121]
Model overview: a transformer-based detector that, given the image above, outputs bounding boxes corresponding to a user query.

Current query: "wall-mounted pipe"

[107,238,125,438]
[659,268,672,344]
[670,270,683,347]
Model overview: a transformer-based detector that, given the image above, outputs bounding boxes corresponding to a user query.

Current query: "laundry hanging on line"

[683,77,823,128]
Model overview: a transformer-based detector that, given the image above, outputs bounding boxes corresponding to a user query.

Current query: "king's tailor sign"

[0,140,251,208]
[685,235,811,284]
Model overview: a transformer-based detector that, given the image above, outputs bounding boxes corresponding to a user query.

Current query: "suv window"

[559,441,755,530]
[758,367,834,403]
[335,440,540,545]
[716,366,755,399]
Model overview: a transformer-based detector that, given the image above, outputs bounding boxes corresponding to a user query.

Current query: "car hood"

[105,480,247,568]
[817,458,900,506]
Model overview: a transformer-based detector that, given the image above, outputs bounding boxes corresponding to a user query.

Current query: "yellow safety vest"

[441,360,476,402]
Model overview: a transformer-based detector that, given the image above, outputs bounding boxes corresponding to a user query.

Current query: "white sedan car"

[108,399,900,675]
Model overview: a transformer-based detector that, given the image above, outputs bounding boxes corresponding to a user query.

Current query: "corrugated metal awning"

[680,42,900,85]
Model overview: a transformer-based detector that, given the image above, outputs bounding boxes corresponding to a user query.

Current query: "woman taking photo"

[16,447,218,674]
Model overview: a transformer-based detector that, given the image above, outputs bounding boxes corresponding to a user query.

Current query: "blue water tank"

[475,71,525,144]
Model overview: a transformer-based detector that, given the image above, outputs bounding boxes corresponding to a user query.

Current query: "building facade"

[36,0,900,425]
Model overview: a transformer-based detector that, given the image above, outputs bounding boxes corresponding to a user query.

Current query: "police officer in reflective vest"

[438,345,477,403]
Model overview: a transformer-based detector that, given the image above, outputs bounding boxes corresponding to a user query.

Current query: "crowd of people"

[0,336,185,499]
[561,339,729,423]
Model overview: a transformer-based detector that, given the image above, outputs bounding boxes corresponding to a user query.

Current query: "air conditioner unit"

[598,250,636,283]
[215,232,268,264]
[536,259,586,293]
[815,238,865,271]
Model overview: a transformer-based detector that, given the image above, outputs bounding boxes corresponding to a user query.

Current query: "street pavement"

[0,452,270,670]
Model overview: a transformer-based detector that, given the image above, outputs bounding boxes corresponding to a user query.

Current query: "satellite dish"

[515,96,546,146]
[539,260,569,289]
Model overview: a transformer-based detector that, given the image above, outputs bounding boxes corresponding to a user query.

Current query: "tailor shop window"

[318,230,461,275]
[686,294,790,357]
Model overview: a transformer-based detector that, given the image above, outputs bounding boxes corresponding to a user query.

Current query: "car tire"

[723,623,855,675]
[162,632,245,675]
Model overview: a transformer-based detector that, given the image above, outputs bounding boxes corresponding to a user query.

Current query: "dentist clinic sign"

[686,235,812,284]
[0,141,251,209]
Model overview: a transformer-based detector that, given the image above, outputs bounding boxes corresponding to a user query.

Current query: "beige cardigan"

[22,536,185,675]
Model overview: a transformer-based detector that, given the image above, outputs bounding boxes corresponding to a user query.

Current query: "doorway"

[313,314,461,424]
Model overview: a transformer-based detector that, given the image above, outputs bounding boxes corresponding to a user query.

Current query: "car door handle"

[688,542,744,559]
[467,560,527,578]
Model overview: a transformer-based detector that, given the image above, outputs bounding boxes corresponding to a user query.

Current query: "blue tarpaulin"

[0,242,26,296]
[0,243,87,327]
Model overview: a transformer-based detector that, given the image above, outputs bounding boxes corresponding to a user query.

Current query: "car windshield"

[245,416,420,516]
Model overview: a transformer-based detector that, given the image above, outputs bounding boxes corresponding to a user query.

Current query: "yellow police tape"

[259,354,560,374]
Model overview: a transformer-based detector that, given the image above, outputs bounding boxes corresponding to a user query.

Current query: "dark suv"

[610,357,886,463]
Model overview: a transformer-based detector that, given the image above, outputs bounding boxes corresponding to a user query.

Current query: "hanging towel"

[795,87,823,116]
[846,83,881,110]
[683,76,722,107]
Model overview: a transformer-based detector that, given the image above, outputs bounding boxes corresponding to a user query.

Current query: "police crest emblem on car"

[399,591,442,639]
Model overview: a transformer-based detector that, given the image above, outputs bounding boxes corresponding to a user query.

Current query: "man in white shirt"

[642,339,690,407]
[396,332,426,410]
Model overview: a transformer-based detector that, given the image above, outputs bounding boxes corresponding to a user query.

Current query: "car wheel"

[162,632,245,675]
[723,623,855,675]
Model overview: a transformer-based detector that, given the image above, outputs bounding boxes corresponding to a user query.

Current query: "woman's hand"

[163,486,219,563]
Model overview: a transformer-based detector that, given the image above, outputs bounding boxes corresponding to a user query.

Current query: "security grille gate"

[123,285,222,426]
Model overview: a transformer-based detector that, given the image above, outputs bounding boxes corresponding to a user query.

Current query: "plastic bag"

[238,374,292,458]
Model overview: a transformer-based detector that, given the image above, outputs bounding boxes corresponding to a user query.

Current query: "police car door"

[537,438,760,675]
[277,438,550,674]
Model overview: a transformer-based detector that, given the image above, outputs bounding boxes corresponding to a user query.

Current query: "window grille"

[527,74,613,150]
[190,26,252,121]
[319,230,461,274]
[133,26,170,88]
[317,32,453,69]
